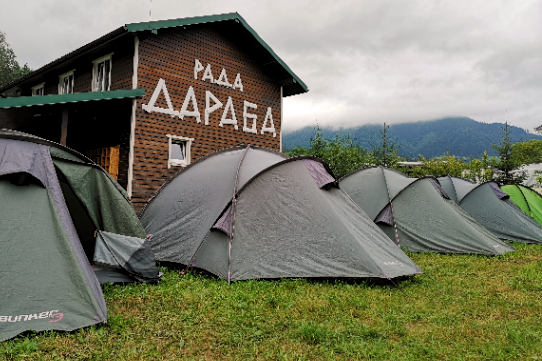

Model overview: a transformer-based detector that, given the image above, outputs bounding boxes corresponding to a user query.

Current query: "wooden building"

[0,13,308,210]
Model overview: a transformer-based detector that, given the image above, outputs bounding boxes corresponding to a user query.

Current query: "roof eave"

[0,26,129,94]
[1,13,308,97]
[0,89,146,109]
[126,13,308,96]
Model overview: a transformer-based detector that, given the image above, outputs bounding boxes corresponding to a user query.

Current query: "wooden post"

[60,109,68,145]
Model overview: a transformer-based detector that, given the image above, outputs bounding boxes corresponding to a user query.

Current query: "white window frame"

[58,70,75,94]
[167,134,194,168]
[31,83,45,96]
[92,53,113,92]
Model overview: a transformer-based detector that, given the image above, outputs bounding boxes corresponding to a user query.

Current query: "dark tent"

[437,176,542,244]
[0,130,159,342]
[340,166,514,255]
[140,146,422,281]
[501,184,542,227]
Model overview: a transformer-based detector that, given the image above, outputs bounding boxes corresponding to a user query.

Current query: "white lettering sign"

[142,57,276,137]
[205,90,223,126]
[179,86,200,123]
[142,78,178,117]
[261,107,277,137]
[243,101,257,134]
[220,97,238,130]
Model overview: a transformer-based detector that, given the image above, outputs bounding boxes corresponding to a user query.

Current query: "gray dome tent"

[140,146,422,281]
[340,166,514,255]
[438,176,542,244]
[0,129,159,342]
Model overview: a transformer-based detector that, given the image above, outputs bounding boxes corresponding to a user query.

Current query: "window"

[92,53,113,92]
[31,83,45,96]
[58,70,74,94]
[167,135,194,168]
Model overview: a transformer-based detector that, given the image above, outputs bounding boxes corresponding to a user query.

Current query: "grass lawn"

[2,242,542,360]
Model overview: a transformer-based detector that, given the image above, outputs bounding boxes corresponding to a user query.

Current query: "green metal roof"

[0,89,145,109]
[126,13,307,96]
[0,13,307,97]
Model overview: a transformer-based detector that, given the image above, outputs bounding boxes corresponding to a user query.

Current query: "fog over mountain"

[283,117,542,159]
[1,1,541,131]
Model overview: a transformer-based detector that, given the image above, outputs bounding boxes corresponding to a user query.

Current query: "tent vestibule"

[0,129,159,342]
[140,147,423,281]
[340,166,514,255]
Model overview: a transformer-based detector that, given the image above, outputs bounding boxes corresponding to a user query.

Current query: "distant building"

[0,13,308,210]
[398,161,422,168]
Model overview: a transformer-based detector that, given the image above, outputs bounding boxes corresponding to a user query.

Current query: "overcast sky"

[1,0,541,132]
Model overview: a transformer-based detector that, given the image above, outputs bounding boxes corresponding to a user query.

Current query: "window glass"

[58,71,73,94]
[32,83,45,96]
[94,56,112,91]
[167,135,193,168]
[171,140,185,161]
[60,74,74,94]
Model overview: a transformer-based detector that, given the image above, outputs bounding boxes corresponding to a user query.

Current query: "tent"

[140,146,422,281]
[339,166,514,255]
[0,129,159,342]
[501,184,542,227]
[437,176,542,244]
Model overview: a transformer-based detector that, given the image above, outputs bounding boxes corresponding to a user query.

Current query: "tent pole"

[448,175,460,203]
[380,167,400,246]
[517,185,534,217]
[227,145,251,284]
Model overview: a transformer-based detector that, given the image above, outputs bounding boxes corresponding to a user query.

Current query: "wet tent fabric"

[340,167,514,255]
[51,157,158,284]
[140,146,289,265]
[0,130,159,341]
[0,137,106,342]
[140,147,422,280]
[502,184,542,227]
[438,176,542,244]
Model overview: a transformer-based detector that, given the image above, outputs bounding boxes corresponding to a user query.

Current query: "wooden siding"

[2,40,134,97]
[131,26,282,210]
[0,40,135,188]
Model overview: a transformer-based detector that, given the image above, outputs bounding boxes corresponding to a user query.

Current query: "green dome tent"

[0,130,159,342]
[438,176,542,244]
[340,166,514,255]
[140,146,422,282]
[501,184,542,227]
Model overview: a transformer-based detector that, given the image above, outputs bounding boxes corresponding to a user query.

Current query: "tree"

[369,122,400,168]
[308,124,327,160]
[0,31,31,90]
[465,151,494,183]
[491,121,526,185]
[286,125,371,179]
[511,139,542,165]
[409,153,466,178]
[322,134,371,178]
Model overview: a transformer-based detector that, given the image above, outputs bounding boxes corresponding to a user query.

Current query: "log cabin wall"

[131,25,283,210]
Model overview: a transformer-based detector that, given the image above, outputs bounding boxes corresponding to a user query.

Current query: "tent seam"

[517,185,533,216]
[227,145,252,283]
[380,166,400,245]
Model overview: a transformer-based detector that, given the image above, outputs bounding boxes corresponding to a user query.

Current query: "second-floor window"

[58,71,74,94]
[92,54,113,92]
[31,83,45,96]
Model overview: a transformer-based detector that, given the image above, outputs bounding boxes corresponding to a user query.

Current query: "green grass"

[2,243,542,360]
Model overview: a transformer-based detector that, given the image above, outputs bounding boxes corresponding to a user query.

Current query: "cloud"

[2,0,541,132]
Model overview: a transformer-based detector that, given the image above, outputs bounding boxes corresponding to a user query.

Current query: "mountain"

[282,117,542,159]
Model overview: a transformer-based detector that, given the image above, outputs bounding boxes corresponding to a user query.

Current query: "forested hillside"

[283,117,542,159]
